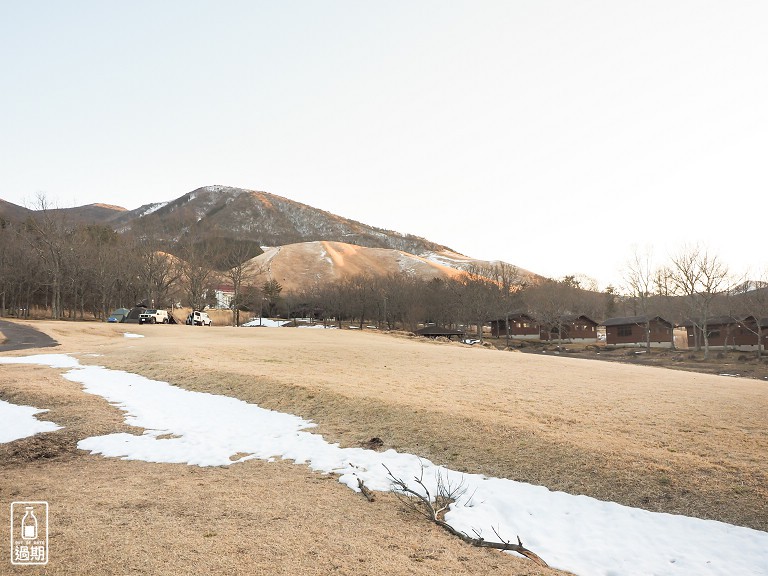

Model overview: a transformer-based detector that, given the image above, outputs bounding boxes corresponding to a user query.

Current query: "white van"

[186,310,212,326]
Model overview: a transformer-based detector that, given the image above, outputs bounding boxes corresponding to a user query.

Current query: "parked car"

[186,310,212,326]
[139,309,169,324]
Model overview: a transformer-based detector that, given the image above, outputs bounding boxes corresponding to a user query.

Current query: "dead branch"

[383,463,548,568]
[357,477,376,502]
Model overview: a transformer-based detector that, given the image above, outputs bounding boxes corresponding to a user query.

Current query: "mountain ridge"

[0,185,536,283]
[107,185,457,257]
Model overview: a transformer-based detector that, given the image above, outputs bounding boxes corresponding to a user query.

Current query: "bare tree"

[459,266,506,342]
[60,224,104,319]
[176,238,217,312]
[131,236,181,308]
[0,220,14,316]
[22,194,72,319]
[392,273,431,331]
[220,243,261,326]
[340,274,377,329]
[525,278,578,345]
[736,272,768,357]
[316,281,346,328]
[424,278,461,331]
[668,245,731,358]
[622,246,656,352]
[4,225,43,318]
[79,225,124,320]
[468,262,527,345]
[561,274,612,325]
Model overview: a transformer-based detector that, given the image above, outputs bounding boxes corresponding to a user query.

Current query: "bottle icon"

[21,507,37,540]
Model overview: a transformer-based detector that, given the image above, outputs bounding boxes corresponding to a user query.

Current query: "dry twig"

[383,463,548,568]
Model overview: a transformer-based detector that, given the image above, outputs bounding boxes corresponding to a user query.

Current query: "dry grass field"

[1,320,767,575]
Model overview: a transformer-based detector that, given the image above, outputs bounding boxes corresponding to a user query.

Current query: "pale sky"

[2,1,766,289]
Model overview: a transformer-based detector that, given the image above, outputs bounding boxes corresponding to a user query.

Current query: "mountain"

[0,185,536,282]
[53,203,127,224]
[0,199,126,226]
[246,241,473,291]
[0,198,33,223]
[111,185,452,256]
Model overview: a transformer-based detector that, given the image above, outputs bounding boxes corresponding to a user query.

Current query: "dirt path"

[0,319,59,352]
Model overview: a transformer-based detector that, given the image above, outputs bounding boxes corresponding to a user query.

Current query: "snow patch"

[202,185,227,193]
[241,318,289,328]
[0,399,62,443]
[424,251,473,268]
[139,201,169,217]
[0,353,765,576]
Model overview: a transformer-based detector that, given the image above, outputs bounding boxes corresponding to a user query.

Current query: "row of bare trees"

[278,248,767,356]
[622,245,768,357]
[278,265,614,340]
[0,214,144,320]
[0,201,262,321]
[3,201,767,345]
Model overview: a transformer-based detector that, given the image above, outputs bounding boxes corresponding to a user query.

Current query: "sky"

[2,350,767,576]
[1,1,767,288]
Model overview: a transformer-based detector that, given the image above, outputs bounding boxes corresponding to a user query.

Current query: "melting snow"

[0,399,61,443]
[1,353,766,576]
[241,318,289,327]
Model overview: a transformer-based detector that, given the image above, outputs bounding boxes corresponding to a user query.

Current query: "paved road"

[0,319,59,352]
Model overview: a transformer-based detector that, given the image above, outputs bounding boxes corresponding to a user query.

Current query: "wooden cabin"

[490,313,539,339]
[539,315,599,342]
[603,316,674,348]
[683,316,768,351]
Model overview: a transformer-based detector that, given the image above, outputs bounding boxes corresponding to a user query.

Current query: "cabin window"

[618,326,632,337]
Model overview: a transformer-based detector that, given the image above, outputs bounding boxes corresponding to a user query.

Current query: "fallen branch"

[383,463,548,568]
[357,477,376,502]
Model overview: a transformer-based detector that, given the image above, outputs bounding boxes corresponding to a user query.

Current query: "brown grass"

[2,319,767,573]
[0,321,567,575]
